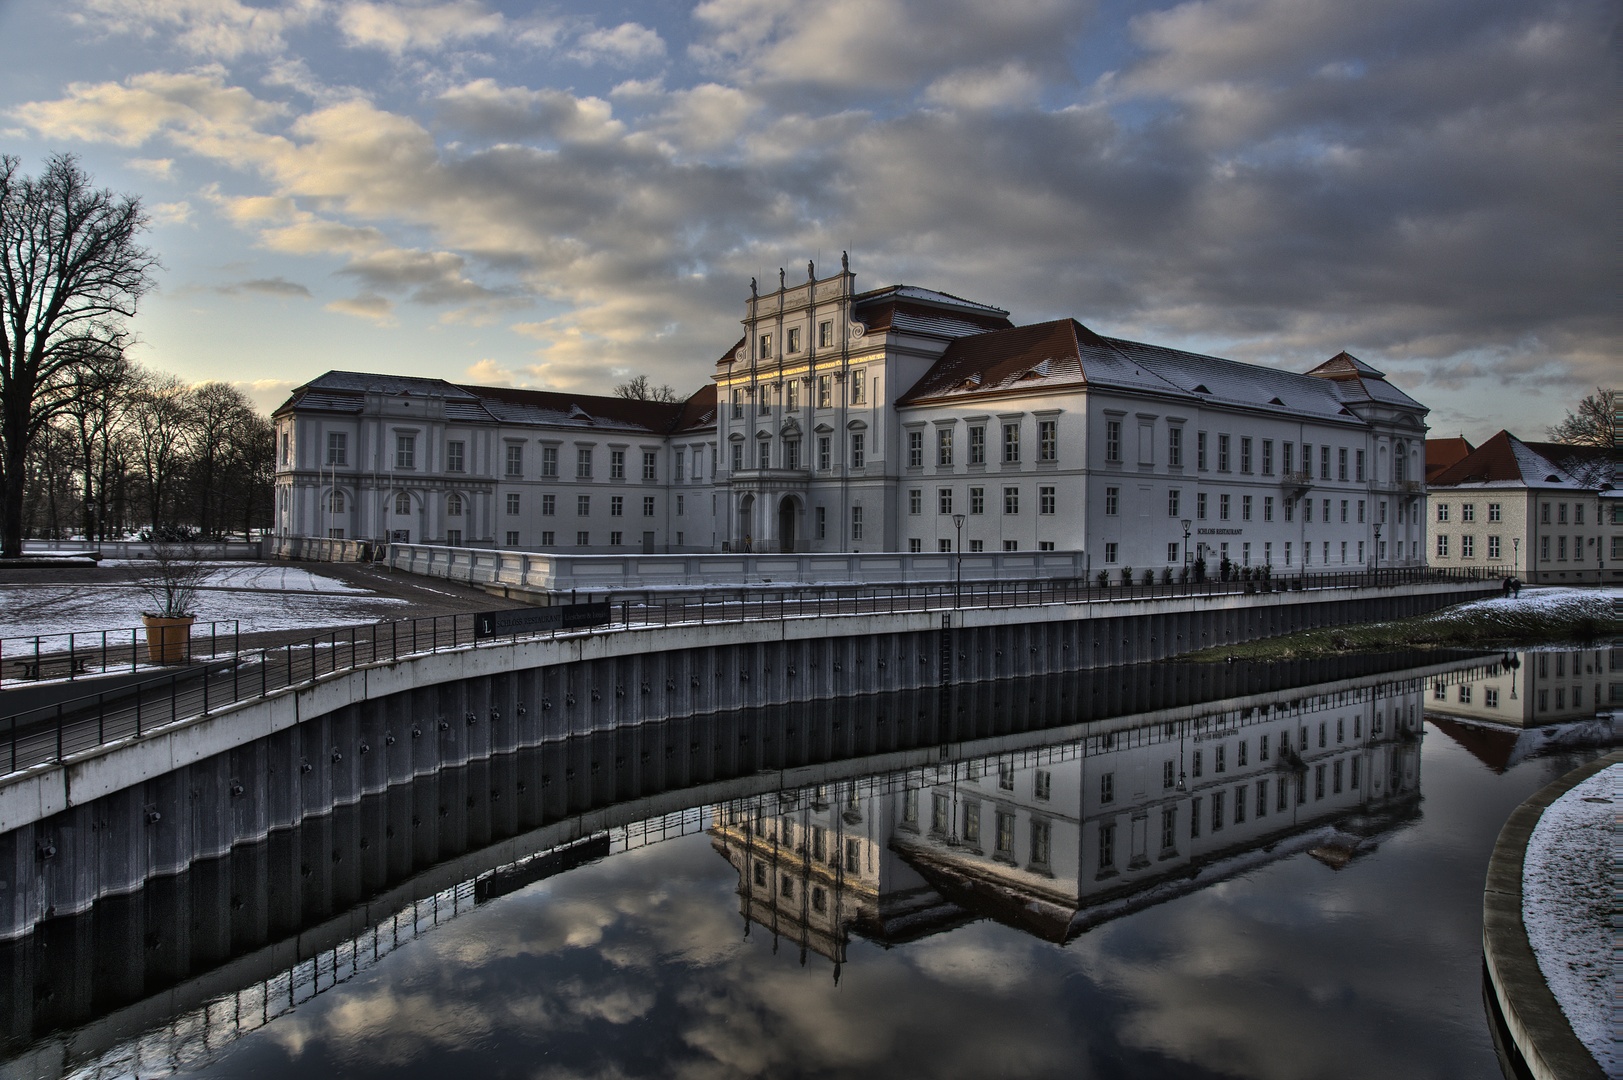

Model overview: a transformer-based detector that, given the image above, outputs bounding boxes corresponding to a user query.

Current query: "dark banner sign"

[474,602,611,638]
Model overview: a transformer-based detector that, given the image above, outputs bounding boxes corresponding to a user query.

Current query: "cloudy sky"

[0,0,1611,439]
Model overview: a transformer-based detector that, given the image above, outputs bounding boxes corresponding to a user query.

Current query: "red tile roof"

[1425,437,1475,480]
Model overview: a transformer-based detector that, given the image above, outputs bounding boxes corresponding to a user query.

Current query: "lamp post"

[1512,536,1520,578]
[952,513,966,606]
[1372,522,1382,574]
[1181,519,1191,576]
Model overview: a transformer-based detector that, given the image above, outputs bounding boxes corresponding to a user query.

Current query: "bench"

[18,656,93,681]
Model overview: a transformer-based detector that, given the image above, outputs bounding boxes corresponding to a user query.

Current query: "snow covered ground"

[0,563,407,641]
[1428,584,1621,627]
[1521,761,1618,1074]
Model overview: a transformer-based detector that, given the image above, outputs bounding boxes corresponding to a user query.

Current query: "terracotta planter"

[142,614,195,664]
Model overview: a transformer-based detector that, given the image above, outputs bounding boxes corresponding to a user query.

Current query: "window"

[758,440,771,469]
[1356,449,1365,481]
[1219,494,1231,520]
[505,493,519,515]
[817,376,832,409]
[970,540,984,551]
[1461,535,1474,558]
[731,442,743,472]
[576,447,592,478]
[1105,487,1119,515]
[1097,822,1115,869]
[1169,489,1181,517]
[1217,434,1231,471]
[1264,496,1274,521]
[505,444,523,477]
[1358,499,1366,523]
[1169,427,1183,467]
[787,326,800,353]
[1004,540,1018,551]
[542,446,558,477]
[1541,502,1550,524]
[845,839,861,872]
[816,506,826,539]
[1303,498,1312,523]
[1558,535,1567,561]
[939,538,954,552]
[1190,798,1202,838]
[909,489,922,515]
[759,333,772,357]
[1261,439,1273,475]
[1163,760,1176,789]
[731,388,744,419]
[969,425,986,464]
[1030,820,1051,867]
[1106,420,1121,462]
[1320,445,1331,480]
[1541,535,1550,561]
[1004,423,1021,463]
[279,431,289,465]
[326,432,347,465]
[577,494,590,516]
[785,439,800,470]
[1192,750,1202,777]
[446,440,464,473]
[1105,542,1117,563]
[1197,431,1207,470]
[1488,535,1501,559]
[818,437,830,470]
[1574,504,1584,525]
[643,452,657,480]
[850,370,866,405]
[819,320,833,348]
[1161,808,1177,850]
[445,493,461,516]
[395,434,415,469]
[541,530,554,546]
[1282,442,1294,474]
[850,433,865,469]
[1215,744,1226,773]
[1040,486,1055,515]
[1488,502,1501,522]
[1242,495,1253,521]
[1211,791,1224,831]
[938,427,954,466]
[677,495,684,516]
[1341,499,1348,523]
[1338,447,1348,481]
[786,381,799,412]
[909,431,924,467]
[1168,542,1179,562]
[1039,420,1057,461]
[542,494,556,515]
[509,531,522,546]
[1197,492,1208,519]
[1034,770,1051,801]
[939,488,954,514]
[1100,772,1115,803]
[1240,437,1252,473]
[610,530,622,546]
[643,496,655,517]
[1004,487,1019,514]
[1485,687,1499,708]
[970,487,985,514]
[851,506,863,540]
[1558,503,1568,525]
[329,490,345,514]
[576,531,589,546]
[1437,534,1449,557]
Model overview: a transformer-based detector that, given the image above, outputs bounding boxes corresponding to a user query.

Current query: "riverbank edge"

[1482,748,1620,1080]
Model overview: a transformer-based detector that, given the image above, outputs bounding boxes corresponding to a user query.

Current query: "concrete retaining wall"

[0,580,1492,940]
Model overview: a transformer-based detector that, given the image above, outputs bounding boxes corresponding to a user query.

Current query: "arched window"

[395,492,411,515]
[329,490,344,514]
[1393,442,1406,482]
[447,494,463,517]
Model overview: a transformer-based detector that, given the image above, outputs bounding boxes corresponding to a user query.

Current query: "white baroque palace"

[275,259,1431,570]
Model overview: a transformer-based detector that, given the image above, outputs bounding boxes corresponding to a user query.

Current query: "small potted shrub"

[136,544,208,664]
[1097,570,1110,588]
[1120,566,1134,586]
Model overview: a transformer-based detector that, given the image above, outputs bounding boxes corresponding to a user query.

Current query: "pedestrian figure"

[1502,578,1514,597]
[1512,578,1522,597]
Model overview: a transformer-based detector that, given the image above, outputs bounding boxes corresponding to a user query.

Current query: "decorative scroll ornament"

[848,321,866,339]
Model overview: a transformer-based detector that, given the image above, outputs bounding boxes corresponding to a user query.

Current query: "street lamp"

[1372,522,1382,573]
[1512,536,1520,578]
[1181,519,1192,575]
[952,513,966,606]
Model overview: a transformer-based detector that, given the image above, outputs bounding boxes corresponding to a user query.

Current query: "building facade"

[1424,431,1620,583]
[1422,648,1621,727]
[276,260,1432,569]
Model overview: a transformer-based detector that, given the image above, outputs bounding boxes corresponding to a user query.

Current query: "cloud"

[126,156,176,178]
[68,0,323,59]
[569,23,666,66]
[213,275,313,298]
[335,0,506,54]
[462,359,516,385]
[923,63,1043,110]
[150,200,194,225]
[434,80,623,143]
[325,292,395,323]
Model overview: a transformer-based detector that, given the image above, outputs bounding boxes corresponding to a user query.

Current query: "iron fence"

[0,621,242,688]
[0,564,1504,779]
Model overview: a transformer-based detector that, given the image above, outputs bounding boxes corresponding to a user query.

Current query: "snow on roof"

[1429,430,1607,489]
[853,284,1009,316]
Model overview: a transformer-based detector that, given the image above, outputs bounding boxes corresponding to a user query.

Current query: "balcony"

[1281,470,1313,495]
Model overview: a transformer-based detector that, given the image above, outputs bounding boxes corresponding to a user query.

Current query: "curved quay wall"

[1482,750,1619,1080]
[0,580,1490,941]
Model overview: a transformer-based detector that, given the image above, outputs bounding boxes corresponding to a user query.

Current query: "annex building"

[274,259,1432,574]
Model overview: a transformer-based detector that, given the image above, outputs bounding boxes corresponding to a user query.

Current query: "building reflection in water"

[711,673,1426,966]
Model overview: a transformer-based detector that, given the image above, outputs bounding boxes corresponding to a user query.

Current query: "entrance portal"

[777,496,797,554]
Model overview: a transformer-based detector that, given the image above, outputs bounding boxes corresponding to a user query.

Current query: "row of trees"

[19,355,274,541]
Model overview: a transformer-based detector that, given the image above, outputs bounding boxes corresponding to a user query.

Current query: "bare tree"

[128,371,195,535]
[1546,388,1616,447]
[186,381,257,537]
[0,154,156,558]
[59,350,138,540]
[613,374,681,403]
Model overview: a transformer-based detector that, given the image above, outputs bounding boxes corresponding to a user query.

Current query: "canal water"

[2,649,1615,1079]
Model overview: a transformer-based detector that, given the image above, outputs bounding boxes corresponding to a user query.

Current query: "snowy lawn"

[1522,761,1618,1074]
[0,563,407,641]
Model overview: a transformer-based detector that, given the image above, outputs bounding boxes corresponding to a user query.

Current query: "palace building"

[274,258,1431,572]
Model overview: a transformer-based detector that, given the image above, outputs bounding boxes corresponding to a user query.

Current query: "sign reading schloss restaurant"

[474,603,611,638]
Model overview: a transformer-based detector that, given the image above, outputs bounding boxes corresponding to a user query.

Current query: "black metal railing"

[0,564,1503,779]
[0,621,242,688]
